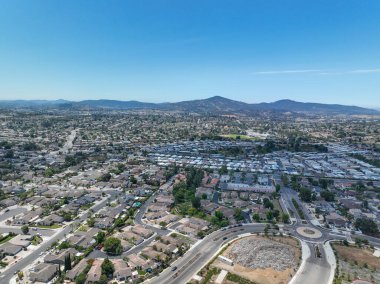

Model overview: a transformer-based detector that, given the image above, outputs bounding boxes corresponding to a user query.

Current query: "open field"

[334,244,380,270]
[333,243,380,284]
[220,134,258,141]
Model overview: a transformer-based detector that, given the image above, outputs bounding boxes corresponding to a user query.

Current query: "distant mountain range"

[0,96,378,115]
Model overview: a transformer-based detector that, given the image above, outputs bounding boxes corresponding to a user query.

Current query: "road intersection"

[1,181,379,284]
[143,186,380,284]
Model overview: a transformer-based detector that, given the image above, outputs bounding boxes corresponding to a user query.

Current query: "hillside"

[0,96,378,115]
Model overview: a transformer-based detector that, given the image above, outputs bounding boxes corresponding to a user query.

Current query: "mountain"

[0,96,378,115]
[168,96,380,115]
[0,99,69,108]
[253,99,380,115]
[168,96,249,113]
[64,99,158,110]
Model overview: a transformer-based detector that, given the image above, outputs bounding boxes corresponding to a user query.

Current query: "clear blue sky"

[1,1,380,107]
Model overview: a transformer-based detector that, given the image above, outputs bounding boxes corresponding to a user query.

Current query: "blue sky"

[0,1,380,107]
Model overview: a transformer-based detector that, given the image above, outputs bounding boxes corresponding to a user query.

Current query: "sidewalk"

[323,241,336,284]
[288,240,310,284]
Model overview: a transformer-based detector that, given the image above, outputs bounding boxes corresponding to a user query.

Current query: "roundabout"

[296,226,323,239]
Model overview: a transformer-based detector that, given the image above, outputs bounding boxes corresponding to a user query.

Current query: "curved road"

[143,185,380,284]
[145,224,267,284]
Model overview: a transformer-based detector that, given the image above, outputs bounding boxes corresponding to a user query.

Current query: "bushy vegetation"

[321,190,335,202]
[355,217,379,234]
[226,272,259,284]
[104,237,122,255]
[351,153,380,168]
[292,198,305,219]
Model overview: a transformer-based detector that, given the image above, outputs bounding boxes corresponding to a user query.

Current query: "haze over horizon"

[1,1,380,107]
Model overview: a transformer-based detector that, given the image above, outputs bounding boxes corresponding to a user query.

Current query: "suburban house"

[29,263,59,283]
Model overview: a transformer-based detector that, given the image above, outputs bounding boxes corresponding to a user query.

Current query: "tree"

[75,273,86,284]
[129,175,137,184]
[273,209,280,219]
[87,217,95,227]
[363,200,368,209]
[219,165,228,175]
[98,173,112,182]
[44,167,56,178]
[355,218,379,234]
[21,225,29,235]
[282,213,290,224]
[96,231,106,244]
[63,213,72,221]
[319,178,330,189]
[192,196,201,209]
[252,213,260,222]
[104,237,122,255]
[281,174,289,186]
[263,198,274,210]
[64,254,72,271]
[321,190,335,202]
[266,211,273,220]
[4,149,14,159]
[299,187,312,202]
[234,208,244,221]
[99,274,109,284]
[275,184,281,193]
[101,258,115,277]
[58,241,70,250]
[211,210,229,227]
[17,271,24,280]
[214,210,224,220]
[114,218,125,227]
[197,231,205,238]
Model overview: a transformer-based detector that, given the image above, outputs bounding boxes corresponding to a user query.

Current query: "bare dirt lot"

[212,235,301,284]
[334,244,380,270]
[333,243,380,284]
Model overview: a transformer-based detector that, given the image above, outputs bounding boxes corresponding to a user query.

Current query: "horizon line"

[0,96,379,109]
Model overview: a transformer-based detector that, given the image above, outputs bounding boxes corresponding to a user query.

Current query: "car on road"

[222,237,228,240]
[171,266,177,271]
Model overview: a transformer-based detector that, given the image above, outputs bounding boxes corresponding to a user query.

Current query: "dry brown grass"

[334,244,380,270]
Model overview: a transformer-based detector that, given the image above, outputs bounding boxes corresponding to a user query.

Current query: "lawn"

[220,134,257,141]
[31,236,43,245]
[80,202,94,210]
[37,224,61,229]
[0,234,15,245]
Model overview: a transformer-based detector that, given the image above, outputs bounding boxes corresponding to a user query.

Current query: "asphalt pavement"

[0,194,112,283]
